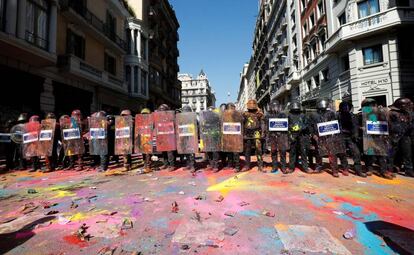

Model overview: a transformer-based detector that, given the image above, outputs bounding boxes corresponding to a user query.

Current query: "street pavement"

[0,159,413,255]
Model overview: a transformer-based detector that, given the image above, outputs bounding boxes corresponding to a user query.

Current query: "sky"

[169,0,258,106]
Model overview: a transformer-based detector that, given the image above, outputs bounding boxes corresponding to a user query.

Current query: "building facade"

[236,63,250,111]
[243,0,414,111]
[147,0,181,111]
[0,0,181,124]
[179,70,216,113]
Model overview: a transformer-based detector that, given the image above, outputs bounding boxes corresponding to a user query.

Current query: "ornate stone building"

[179,70,216,112]
[241,0,414,111]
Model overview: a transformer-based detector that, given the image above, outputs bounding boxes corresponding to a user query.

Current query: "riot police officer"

[338,101,366,177]
[360,98,392,179]
[13,113,28,170]
[157,104,176,171]
[265,99,289,173]
[388,98,414,177]
[309,99,348,177]
[242,99,265,172]
[288,102,310,173]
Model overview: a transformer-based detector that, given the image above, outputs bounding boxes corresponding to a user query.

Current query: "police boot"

[341,168,349,176]
[258,162,266,173]
[406,169,414,177]
[382,171,394,180]
[271,155,278,173]
[355,165,367,178]
[332,169,340,178]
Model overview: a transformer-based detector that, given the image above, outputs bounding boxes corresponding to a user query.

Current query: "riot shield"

[176,112,198,154]
[199,111,221,152]
[221,110,243,153]
[153,111,176,152]
[38,119,56,157]
[22,121,40,158]
[266,112,289,151]
[115,115,133,155]
[314,111,346,156]
[60,116,85,156]
[362,106,390,156]
[88,117,108,156]
[10,124,25,144]
[134,114,154,154]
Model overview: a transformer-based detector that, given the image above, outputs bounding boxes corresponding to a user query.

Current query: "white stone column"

[130,65,135,93]
[5,0,18,35]
[130,29,135,55]
[137,30,141,58]
[17,0,27,39]
[48,1,57,54]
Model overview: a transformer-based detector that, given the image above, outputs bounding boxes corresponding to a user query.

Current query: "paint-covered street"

[1,162,413,255]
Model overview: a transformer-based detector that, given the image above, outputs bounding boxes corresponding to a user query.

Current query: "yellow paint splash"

[207,172,274,196]
[275,223,288,231]
[51,190,76,198]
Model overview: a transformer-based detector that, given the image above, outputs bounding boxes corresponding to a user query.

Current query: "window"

[0,0,6,31]
[319,31,326,51]
[67,29,85,59]
[314,75,320,87]
[106,10,116,39]
[358,0,379,18]
[141,70,147,96]
[309,13,315,27]
[306,80,312,91]
[338,12,346,25]
[317,0,325,16]
[133,66,138,93]
[26,0,49,50]
[363,45,383,65]
[341,55,350,71]
[104,53,116,75]
[141,36,147,60]
[322,68,329,82]
[311,40,317,58]
[301,0,306,10]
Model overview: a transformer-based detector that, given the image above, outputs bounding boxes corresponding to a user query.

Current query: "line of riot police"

[1,96,413,179]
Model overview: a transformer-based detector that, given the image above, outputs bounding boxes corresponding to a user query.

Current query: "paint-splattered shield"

[176,112,198,154]
[266,112,289,151]
[23,121,40,158]
[312,111,346,157]
[154,111,176,152]
[134,114,154,154]
[88,116,108,156]
[362,106,390,156]
[115,115,133,155]
[199,111,221,152]
[38,119,56,157]
[10,124,25,144]
[60,116,85,156]
[221,110,243,153]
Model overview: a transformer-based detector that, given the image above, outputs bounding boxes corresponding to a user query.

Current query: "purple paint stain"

[131,206,142,217]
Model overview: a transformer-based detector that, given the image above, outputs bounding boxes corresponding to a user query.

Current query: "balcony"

[57,54,126,92]
[59,0,127,53]
[287,70,300,85]
[271,84,291,100]
[326,7,414,52]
